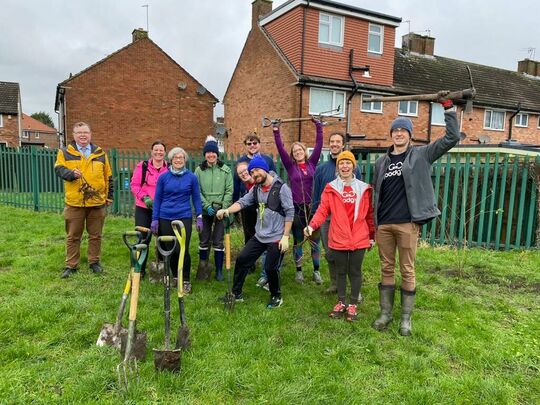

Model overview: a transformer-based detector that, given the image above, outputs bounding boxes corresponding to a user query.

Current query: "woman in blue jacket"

[151,147,203,294]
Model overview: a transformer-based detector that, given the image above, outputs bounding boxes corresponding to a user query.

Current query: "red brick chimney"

[132,28,148,42]
[252,0,273,28]
[517,59,540,77]
[402,33,435,56]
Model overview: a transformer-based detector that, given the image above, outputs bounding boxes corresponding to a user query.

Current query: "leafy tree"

[31,112,55,129]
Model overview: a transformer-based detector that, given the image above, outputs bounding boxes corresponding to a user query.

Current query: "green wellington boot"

[399,288,416,336]
[372,283,395,331]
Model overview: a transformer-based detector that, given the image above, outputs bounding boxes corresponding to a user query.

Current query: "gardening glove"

[151,219,159,235]
[196,215,203,233]
[304,226,314,237]
[216,208,229,220]
[279,235,290,253]
[142,195,153,209]
[206,206,216,216]
[439,98,454,110]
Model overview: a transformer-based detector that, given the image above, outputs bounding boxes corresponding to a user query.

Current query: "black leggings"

[134,206,152,274]
[158,218,193,281]
[330,249,366,304]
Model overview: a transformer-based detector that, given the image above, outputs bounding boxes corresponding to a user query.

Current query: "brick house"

[0,81,22,147]
[21,113,58,149]
[224,0,540,155]
[55,29,218,153]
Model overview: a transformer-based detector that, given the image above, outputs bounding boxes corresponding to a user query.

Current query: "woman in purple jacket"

[273,119,323,284]
[130,140,168,277]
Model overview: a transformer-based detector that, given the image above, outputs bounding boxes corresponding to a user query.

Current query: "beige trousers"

[64,205,106,268]
[376,222,419,291]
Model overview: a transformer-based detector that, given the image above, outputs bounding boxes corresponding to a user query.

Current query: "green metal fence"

[0,146,538,250]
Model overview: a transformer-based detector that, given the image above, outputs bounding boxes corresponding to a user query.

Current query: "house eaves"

[0,81,20,115]
[298,74,396,94]
[260,0,401,27]
[58,37,218,103]
[393,50,540,113]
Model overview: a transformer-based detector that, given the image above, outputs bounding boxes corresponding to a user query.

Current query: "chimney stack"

[252,0,273,28]
[402,33,435,56]
[517,59,540,77]
[132,28,148,43]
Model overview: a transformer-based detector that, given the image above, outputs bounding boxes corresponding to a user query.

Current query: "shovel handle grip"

[156,236,177,257]
[128,272,141,321]
[123,231,142,250]
[135,226,151,244]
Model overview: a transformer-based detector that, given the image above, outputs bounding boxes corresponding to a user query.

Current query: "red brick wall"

[0,114,20,147]
[266,8,395,86]
[224,25,299,155]
[62,38,215,153]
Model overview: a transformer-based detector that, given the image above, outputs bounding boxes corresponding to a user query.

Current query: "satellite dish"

[478,134,491,144]
[178,81,187,90]
[196,85,207,95]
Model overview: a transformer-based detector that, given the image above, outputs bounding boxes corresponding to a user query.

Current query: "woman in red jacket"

[304,151,375,321]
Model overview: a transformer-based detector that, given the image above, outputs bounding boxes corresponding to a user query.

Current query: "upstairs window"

[361,94,383,113]
[368,23,383,54]
[22,130,30,138]
[319,13,344,47]
[515,113,528,127]
[398,101,418,117]
[309,88,345,117]
[35,131,40,139]
[484,110,505,130]
[431,103,445,125]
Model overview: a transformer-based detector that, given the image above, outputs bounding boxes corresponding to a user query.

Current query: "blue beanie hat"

[247,155,269,173]
[203,135,219,155]
[390,117,413,137]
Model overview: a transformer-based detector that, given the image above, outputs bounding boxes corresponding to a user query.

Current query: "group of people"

[55,97,460,335]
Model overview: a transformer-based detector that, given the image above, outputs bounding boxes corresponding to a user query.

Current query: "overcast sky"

[2,0,538,127]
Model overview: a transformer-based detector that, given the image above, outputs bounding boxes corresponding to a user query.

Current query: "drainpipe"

[426,103,433,143]
[347,49,370,141]
[298,1,309,141]
[507,102,521,141]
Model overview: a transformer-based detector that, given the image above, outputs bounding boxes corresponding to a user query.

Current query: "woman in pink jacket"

[130,140,168,277]
[305,151,375,321]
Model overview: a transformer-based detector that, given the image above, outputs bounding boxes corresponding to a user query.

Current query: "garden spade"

[223,217,235,311]
[117,241,148,389]
[172,220,191,351]
[153,235,182,372]
[96,229,149,349]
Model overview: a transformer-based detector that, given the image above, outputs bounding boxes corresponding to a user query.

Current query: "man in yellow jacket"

[55,122,113,278]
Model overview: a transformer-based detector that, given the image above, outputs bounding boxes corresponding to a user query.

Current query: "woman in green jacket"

[194,136,233,281]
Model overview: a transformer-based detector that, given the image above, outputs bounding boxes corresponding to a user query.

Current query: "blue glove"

[151,220,159,235]
[196,216,203,233]
[206,206,215,216]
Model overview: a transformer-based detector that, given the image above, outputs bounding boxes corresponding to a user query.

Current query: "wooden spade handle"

[225,234,231,269]
[128,272,141,321]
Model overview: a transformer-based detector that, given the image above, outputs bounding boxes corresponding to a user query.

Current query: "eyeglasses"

[245,141,259,146]
[74,131,90,135]
[172,156,185,161]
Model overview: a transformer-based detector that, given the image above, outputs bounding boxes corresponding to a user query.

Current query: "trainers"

[295,271,304,284]
[61,267,77,279]
[345,304,358,321]
[183,281,192,294]
[256,277,268,288]
[219,292,244,303]
[89,262,103,274]
[329,301,347,318]
[267,296,283,309]
[312,271,323,285]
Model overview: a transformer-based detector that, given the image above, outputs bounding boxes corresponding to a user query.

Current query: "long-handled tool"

[223,217,235,311]
[171,220,191,350]
[96,228,149,349]
[117,241,148,390]
[153,235,182,372]
[262,106,342,128]
[148,235,165,283]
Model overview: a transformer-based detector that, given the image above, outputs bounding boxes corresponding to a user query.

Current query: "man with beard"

[217,156,294,308]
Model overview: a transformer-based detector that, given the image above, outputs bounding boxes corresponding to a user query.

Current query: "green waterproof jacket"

[194,160,233,212]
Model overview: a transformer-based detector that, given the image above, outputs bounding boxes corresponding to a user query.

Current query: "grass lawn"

[0,205,539,404]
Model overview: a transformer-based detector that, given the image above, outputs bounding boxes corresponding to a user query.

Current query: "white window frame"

[368,23,384,54]
[22,130,30,139]
[0,114,3,127]
[318,12,344,47]
[309,88,346,117]
[398,101,418,117]
[35,131,40,139]
[431,103,445,126]
[515,113,528,128]
[484,109,505,131]
[361,94,383,113]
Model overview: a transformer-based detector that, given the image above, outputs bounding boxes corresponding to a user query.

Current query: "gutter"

[507,102,521,141]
